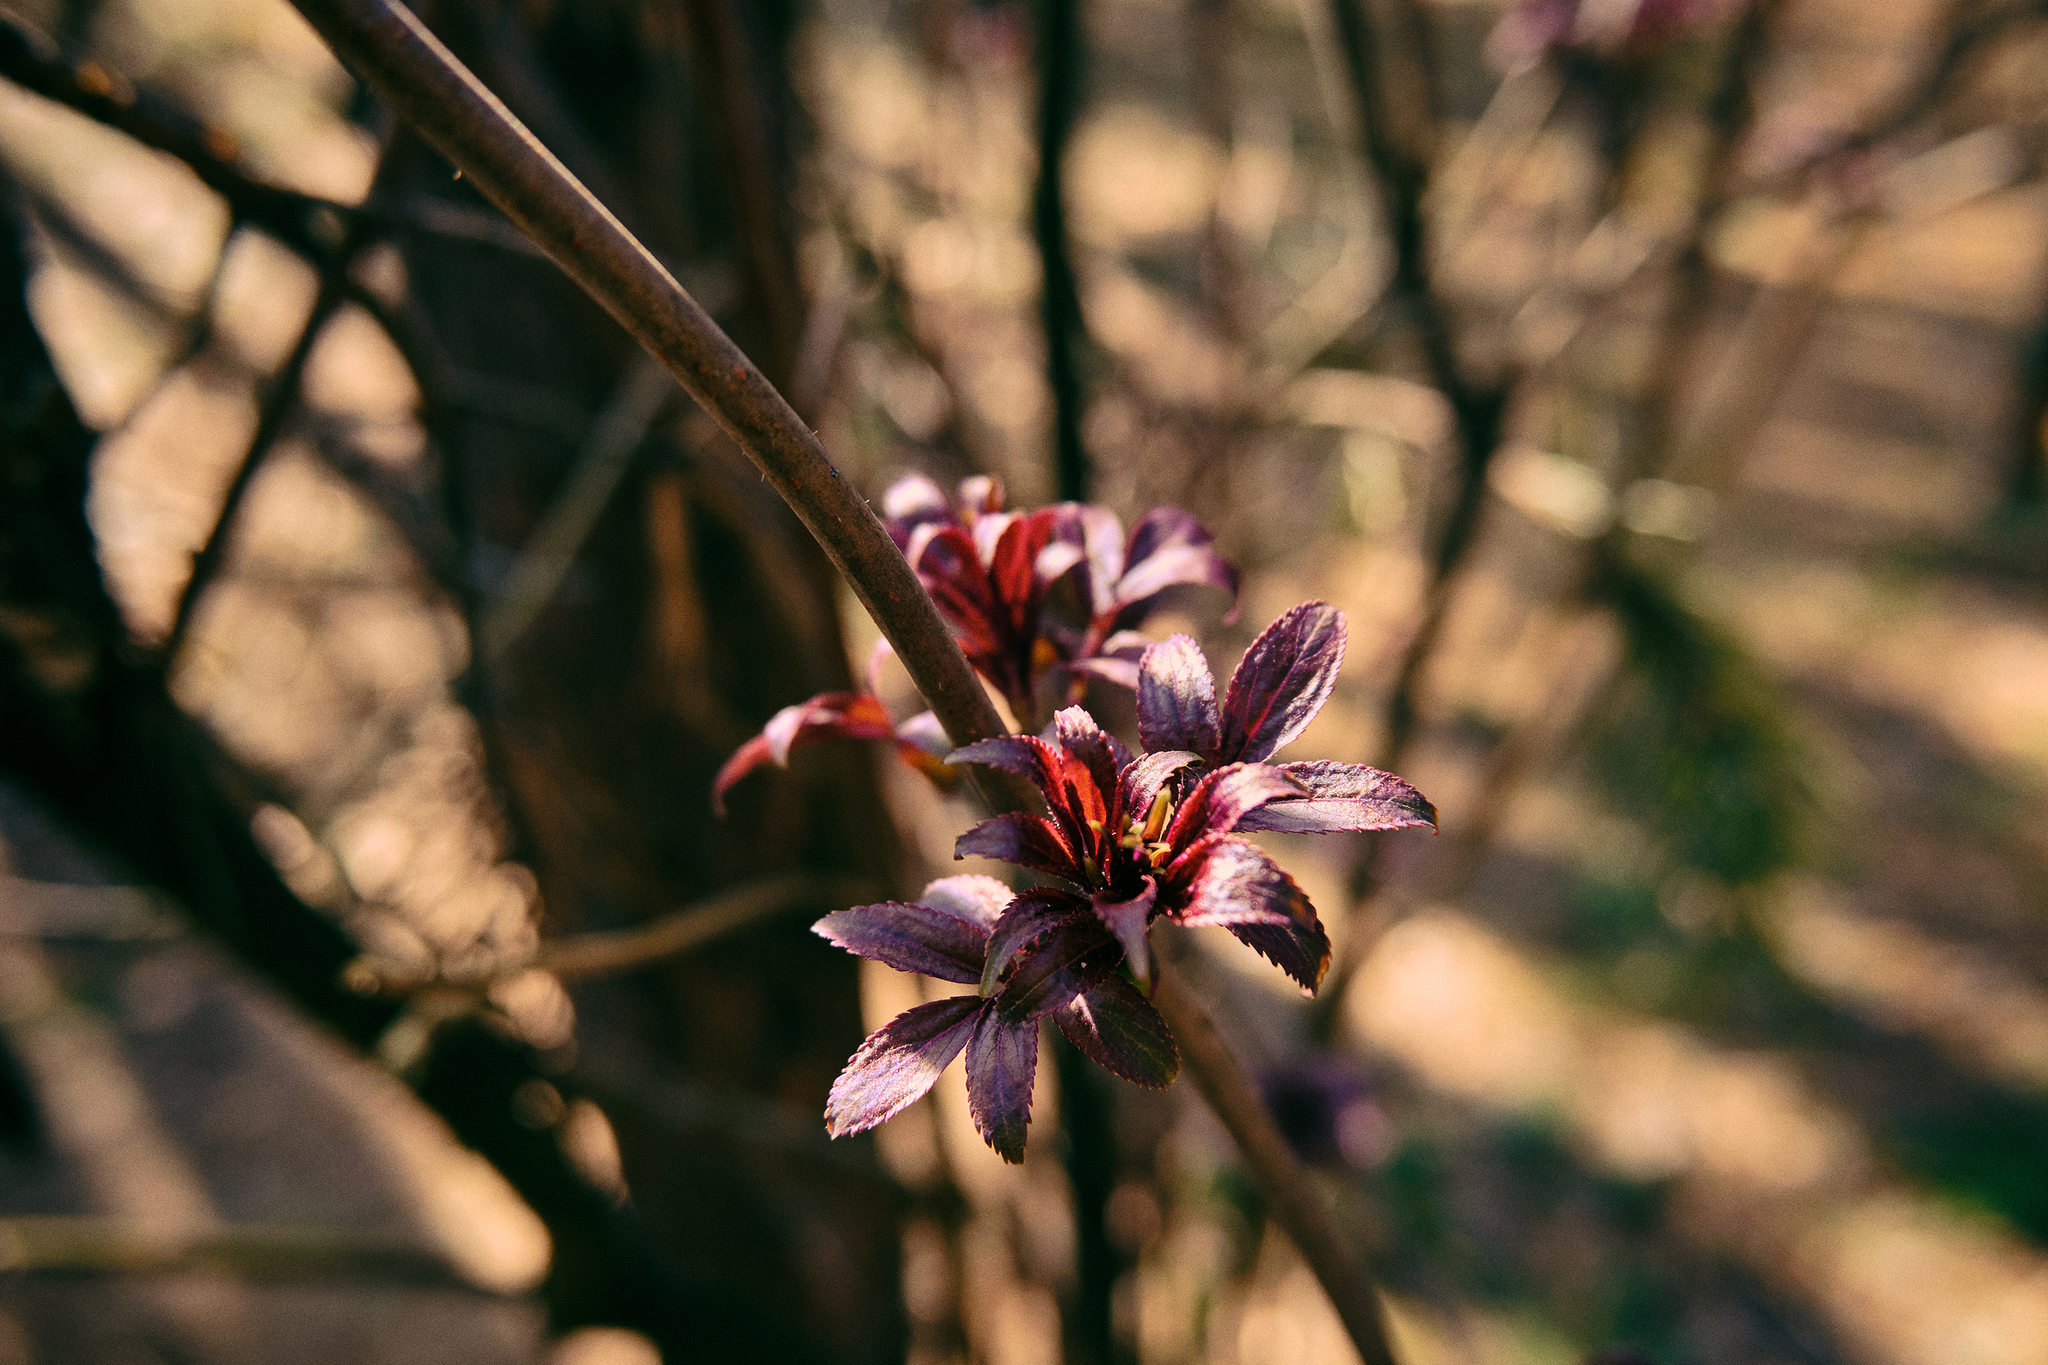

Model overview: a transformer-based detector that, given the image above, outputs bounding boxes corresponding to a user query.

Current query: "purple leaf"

[1076,504,1129,619]
[980,891,1086,996]
[1165,763,1306,844]
[1119,749,1204,821]
[1137,634,1221,757]
[952,735,1106,854]
[815,898,992,984]
[1035,538,1087,584]
[1232,761,1439,835]
[965,1009,1040,1163]
[1225,921,1332,997]
[1050,706,1131,799]
[1066,629,1149,690]
[881,474,950,535]
[1065,654,1141,690]
[1170,836,1331,993]
[946,734,1049,781]
[1217,602,1346,764]
[712,691,902,814]
[1089,878,1158,984]
[895,710,951,761]
[993,910,1120,1018]
[956,812,1080,884]
[1116,507,1240,622]
[1167,835,1304,927]
[824,997,983,1136]
[957,474,1005,515]
[1114,544,1241,618]
[1057,978,1179,1088]
[1124,505,1208,567]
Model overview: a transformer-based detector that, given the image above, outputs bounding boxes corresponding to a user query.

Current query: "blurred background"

[0,0,2044,1362]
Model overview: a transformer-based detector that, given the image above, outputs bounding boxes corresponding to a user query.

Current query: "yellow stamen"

[1140,787,1173,843]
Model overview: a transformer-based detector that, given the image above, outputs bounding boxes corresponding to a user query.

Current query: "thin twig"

[0,10,541,264]
[1759,0,2048,195]
[1318,0,1505,778]
[1150,941,1402,1365]
[537,874,874,982]
[161,276,347,662]
[0,1216,490,1289]
[681,0,803,386]
[286,0,1008,756]
[477,351,675,662]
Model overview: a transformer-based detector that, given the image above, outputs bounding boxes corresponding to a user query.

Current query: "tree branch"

[284,0,1008,755]
[1151,938,1402,1365]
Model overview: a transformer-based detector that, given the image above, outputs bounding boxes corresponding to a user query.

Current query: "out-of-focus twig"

[161,275,348,662]
[0,10,540,262]
[1320,0,1506,776]
[682,0,803,387]
[477,352,675,662]
[0,1216,490,1289]
[536,874,874,982]
[1034,0,1091,501]
[1759,0,2048,194]
[1151,937,1403,1365]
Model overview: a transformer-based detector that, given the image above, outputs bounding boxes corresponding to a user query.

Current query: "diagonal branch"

[284,0,1007,756]
[162,275,348,662]
[1151,934,1401,1365]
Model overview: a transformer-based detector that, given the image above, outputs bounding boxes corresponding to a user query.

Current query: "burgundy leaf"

[814,899,991,984]
[1116,507,1239,620]
[956,812,1080,884]
[952,735,1107,855]
[1114,543,1241,618]
[1224,920,1332,997]
[980,890,1087,995]
[1119,749,1204,822]
[825,996,983,1136]
[1124,505,1208,567]
[946,734,1049,782]
[1075,504,1129,619]
[1051,706,1132,800]
[969,509,1019,568]
[965,1008,1040,1163]
[1137,634,1222,757]
[1035,538,1087,585]
[1089,878,1158,984]
[1232,760,1439,835]
[1064,654,1141,689]
[1167,835,1304,927]
[895,710,951,761]
[994,910,1120,1018]
[1217,602,1346,764]
[1056,977,1179,1088]
[1165,763,1306,845]
[1170,836,1331,993]
[1066,628,1149,690]
[712,691,901,814]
